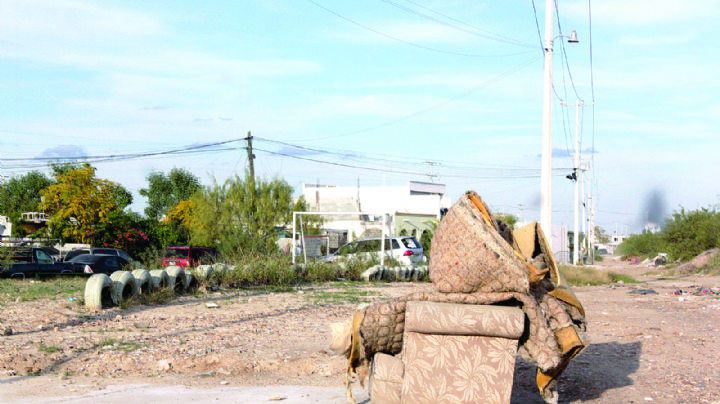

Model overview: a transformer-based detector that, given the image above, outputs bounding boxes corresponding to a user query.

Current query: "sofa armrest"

[369,353,403,404]
[404,301,524,339]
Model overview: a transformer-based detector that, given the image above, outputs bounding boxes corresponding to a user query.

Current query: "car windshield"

[93,248,117,255]
[68,255,104,263]
[165,248,189,259]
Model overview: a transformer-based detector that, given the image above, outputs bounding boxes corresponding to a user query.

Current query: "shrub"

[664,207,720,261]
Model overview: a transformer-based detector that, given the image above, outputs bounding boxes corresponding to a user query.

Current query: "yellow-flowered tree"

[42,163,131,244]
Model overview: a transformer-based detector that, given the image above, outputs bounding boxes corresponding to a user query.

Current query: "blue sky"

[1,0,719,235]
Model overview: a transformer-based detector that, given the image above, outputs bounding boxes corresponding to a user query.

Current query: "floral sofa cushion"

[369,301,524,404]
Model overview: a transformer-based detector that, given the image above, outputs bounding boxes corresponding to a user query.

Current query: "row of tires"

[360,265,429,282]
[83,264,229,311]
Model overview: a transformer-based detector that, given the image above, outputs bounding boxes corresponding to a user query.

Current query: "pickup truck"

[0,247,75,279]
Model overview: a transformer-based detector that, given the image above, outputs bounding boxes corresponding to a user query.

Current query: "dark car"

[0,247,74,279]
[63,247,134,262]
[67,254,130,275]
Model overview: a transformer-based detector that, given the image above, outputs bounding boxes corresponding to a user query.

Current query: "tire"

[195,265,214,280]
[85,274,116,310]
[165,266,186,294]
[149,269,170,290]
[185,272,199,292]
[110,271,137,304]
[131,269,151,295]
[213,263,228,277]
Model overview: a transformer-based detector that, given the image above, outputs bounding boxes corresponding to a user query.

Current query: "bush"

[664,207,720,261]
[616,231,667,259]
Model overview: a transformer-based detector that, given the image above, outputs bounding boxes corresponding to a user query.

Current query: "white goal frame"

[292,211,393,266]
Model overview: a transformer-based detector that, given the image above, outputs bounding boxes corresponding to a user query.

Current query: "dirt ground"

[0,258,719,404]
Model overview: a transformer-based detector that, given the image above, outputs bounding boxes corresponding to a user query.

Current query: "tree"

[0,171,54,236]
[41,164,127,244]
[594,225,610,244]
[139,168,201,219]
[190,172,308,257]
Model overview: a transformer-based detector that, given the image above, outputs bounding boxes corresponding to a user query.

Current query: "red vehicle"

[161,247,216,268]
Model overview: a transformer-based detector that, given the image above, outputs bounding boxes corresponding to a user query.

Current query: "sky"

[1,0,719,236]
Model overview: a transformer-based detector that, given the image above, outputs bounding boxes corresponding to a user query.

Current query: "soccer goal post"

[292,211,393,266]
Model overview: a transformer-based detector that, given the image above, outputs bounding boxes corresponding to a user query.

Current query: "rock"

[268,395,287,401]
[157,360,173,371]
[3,327,12,336]
[206,303,219,309]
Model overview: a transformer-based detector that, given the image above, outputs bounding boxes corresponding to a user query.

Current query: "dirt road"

[1,259,719,403]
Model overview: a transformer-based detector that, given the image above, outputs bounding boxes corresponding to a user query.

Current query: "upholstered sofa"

[368,301,525,404]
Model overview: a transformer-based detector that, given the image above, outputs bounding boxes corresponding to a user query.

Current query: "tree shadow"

[511,341,642,403]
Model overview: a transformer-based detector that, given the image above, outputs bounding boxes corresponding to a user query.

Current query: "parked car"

[1,247,74,279]
[63,247,134,263]
[322,236,424,266]
[161,246,216,268]
[66,254,131,275]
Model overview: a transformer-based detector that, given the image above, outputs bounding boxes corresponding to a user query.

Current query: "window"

[105,257,119,268]
[35,250,53,265]
[401,238,420,249]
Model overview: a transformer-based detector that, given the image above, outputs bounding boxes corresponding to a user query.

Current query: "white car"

[323,236,424,266]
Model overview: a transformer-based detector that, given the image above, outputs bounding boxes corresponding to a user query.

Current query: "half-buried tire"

[185,272,199,293]
[165,266,186,294]
[110,271,137,304]
[131,269,151,296]
[85,274,116,310]
[149,269,170,290]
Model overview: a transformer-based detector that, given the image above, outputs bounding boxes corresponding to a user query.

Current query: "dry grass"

[560,265,637,286]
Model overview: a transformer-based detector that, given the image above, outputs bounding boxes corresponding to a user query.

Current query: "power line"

[297,54,540,141]
[255,146,571,180]
[1,137,250,170]
[381,0,535,48]
[554,0,582,101]
[305,0,534,58]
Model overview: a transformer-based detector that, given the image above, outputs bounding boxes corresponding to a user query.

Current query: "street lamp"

[539,13,579,239]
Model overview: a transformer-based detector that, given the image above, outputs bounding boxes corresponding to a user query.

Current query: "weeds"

[560,265,638,286]
[308,287,380,305]
[38,342,62,353]
[0,277,85,304]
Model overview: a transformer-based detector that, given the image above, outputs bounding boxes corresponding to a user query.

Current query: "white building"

[0,215,11,240]
[300,181,451,249]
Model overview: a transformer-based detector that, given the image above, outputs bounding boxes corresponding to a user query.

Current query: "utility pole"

[425,161,439,183]
[246,131,255,183]
[540,0,579,238]
[564,102,590,265]
[540,0,555,238]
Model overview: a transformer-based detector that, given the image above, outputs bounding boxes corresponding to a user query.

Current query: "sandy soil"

[0,258,719,404]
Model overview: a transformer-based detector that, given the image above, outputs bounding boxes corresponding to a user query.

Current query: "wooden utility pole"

[247,131,255,183]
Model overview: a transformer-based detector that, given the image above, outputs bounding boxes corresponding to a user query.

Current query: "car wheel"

[149,269,170,290]
[85,274,116,310]
[131,269,151,295]
[110,271,137,304]
[165,266,186,294]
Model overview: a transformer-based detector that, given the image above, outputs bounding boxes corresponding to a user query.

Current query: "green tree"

[190,172,308,257]
[0,171,54,236]
[664,207,720,261]
[139,168,201,219]
[41,164,127,244]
